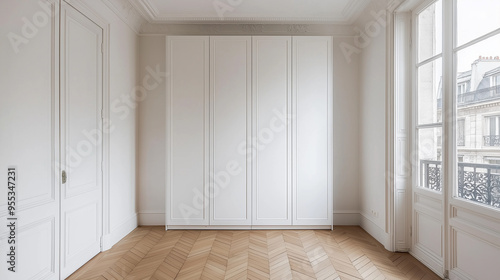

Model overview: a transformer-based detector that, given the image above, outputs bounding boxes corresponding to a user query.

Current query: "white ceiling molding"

[102,0,146,33]
[128,0,371,25]
[139,23,358,37]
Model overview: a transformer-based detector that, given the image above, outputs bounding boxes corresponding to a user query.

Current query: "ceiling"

[129,0,371,24]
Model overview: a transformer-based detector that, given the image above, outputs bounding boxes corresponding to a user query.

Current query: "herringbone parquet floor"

[67,226,441,280]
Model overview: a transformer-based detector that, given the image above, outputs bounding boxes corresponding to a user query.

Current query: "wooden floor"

[67,226,441,280]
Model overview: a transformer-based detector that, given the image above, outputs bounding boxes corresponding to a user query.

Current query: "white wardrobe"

[166,36,333,229]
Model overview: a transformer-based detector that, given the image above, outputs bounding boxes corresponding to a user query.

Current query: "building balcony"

[484,135,500,146]
[437,85,500,109]
[420,160,500,209]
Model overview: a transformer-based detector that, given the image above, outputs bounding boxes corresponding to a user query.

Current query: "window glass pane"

[456,34,500,209]
[418,127,442,192]
[418,0,442,62]
[417,58,442,125]
[457,0,500,47]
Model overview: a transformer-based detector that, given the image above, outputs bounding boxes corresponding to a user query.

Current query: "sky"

[455,0,500,72]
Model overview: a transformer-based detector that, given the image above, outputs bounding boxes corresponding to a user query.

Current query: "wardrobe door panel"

[292,36,333,226]
[210,36,251,225]
[166,36,209,225]
[252,36,292,225]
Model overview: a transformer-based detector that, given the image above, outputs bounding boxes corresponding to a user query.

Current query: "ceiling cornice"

[105,0,369,35]
[101,0,146,33]
[127,0,370,25]
[139,23,357,37]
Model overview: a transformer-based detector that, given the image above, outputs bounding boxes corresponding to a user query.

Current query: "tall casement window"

[405,1,500,278]
[454,0,500,209]
[415,0,500,209]
[415,0,443,192]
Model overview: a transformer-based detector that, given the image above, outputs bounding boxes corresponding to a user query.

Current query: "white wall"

[356,0,390,247]
[137,35,361,226]
[83,0,139,248]
[137,35,167,225]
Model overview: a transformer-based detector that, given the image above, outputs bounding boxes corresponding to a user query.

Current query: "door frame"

[60,0,111,252]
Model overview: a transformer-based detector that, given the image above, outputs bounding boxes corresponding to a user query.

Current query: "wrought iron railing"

[420,160,500,209]
[483,135,500,146]
[437,85,500,109]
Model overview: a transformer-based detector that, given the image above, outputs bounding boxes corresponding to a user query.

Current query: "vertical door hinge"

[100,237,103,248]
[101,108,104,119]
[62,170,67,184]
[410,226,412,237]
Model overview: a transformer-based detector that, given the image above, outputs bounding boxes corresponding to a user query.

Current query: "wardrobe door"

[210,36,251,225]
[292,36,333,226]
[252,37,292,225]
[166,36,209,226]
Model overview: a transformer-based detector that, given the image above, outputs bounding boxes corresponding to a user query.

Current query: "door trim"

[61,0,111,250]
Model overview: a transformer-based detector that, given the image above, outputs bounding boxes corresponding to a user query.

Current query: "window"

[413,0,500,209]
[491,75,500,87]
[457,119,465,146]
[455,0,500,209]
[416,0,443,192]
[457,83,466,94]
[484,115,500,146]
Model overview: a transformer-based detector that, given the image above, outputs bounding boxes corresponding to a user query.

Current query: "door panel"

[210,37,251,225]
[0,0,60,279]
[292,36,333,226]
[60,3,103,278]
[166,36,209,225]
[252,36,292,225]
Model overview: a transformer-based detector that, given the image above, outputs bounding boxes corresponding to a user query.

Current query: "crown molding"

[139,23,357,37]
[144,16,355,25]
[101,0,146,33]
[130,0,370,25]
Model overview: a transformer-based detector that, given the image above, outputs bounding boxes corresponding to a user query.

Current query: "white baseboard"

[333,211,361,225]
[167,225,332,230]
[360,212,390,250]
[102,213,137,251]
[138,212,165,226]
[139,212,363,227]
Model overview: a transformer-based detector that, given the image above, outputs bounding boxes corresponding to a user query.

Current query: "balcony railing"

[484,135,500,146]
[437,85,500,109]
[420,160,500,209]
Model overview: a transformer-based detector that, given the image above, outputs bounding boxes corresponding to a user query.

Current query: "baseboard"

[167,225,332,230]
[139,212,362,227]
[333,211,361,225]
[138,212,165,226]
[360,212,390,250]
[102,213,137,251]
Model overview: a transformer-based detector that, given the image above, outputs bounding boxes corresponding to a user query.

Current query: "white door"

[166,36,209,226]
[252,36,292,225]
[292,36,333,226]
[0,1,60,279]
[60,2,103,278]
[210,36,252,225]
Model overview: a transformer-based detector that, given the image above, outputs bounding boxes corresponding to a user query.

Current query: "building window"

[491,75,500,87]
[457,119,465,146]
[458,83,467,94]
[484,115,500,146]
